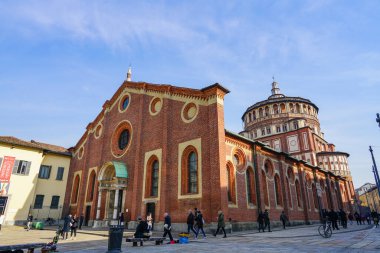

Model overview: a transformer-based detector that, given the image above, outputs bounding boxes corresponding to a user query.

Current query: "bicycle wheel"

[324,227,332,238]
[318,225,327,238]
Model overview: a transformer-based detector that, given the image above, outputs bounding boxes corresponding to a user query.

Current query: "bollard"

[107,225,124,253]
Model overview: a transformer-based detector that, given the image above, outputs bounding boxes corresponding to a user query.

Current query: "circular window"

[149,97,162,116]
[181,102,198,123]
[118,93,131,113]
[94,124,102,139]
[111,120,132,158]
[78,147,84,160]
[118,129,130,150]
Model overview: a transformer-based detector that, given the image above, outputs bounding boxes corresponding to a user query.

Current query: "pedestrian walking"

[79,213,84,230]
[195,210,206,239]
[366,213,371,225]
[162,212,174,243]
[213,210,227,238]
[354,211,361,225]
[371,211,379,228]
[186,210,197,236]
[264,209,271,232]
[26,213,33,231]
[0,214,4,231]
[280,211,288,229]
[147,212,153,231]
[257,210,265,232]
[330,210,339,230]
[70,214,78,240]
[339,209,347,229]
[119,212,124,226]
[348,213,354,225]
[62,214,71,240]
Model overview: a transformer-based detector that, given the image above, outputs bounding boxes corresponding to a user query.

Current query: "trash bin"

[35,222,44,230]
[107,225,124,253]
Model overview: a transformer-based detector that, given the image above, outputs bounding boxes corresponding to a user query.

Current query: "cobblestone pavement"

[0,223,378,252]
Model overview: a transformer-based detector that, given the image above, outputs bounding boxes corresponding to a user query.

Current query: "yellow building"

[0,136,71,225]
[358,185,380,213]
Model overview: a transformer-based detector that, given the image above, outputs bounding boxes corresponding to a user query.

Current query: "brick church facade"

[63,78,354,230]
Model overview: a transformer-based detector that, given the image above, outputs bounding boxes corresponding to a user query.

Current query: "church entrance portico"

[93,161,128,227]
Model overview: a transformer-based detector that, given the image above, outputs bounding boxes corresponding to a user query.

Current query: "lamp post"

[376,113,380,128]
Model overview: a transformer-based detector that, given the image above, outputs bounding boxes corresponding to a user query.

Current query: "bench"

[0,243,46,253]
[125,237,165,246]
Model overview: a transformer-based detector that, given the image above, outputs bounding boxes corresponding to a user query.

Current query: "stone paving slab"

[0,224,378,252]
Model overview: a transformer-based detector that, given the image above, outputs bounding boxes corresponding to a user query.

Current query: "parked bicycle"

[318,220,332,238]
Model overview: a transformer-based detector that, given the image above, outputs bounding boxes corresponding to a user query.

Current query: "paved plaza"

[0,223,379,252]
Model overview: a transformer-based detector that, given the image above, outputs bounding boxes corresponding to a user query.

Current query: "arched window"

[181,147,198,195]
[274,174,282,206]
[151,160,159,196]
[295,179,302,208]
[71,175,80,204]
[273,104,279,114]
[227,163,236,204]
[286,177,292,208]
[188,152,198,194]
[264,106,269,116]
[246,167,256,205]
[248,113,252,122]
[280,103,286,113]
[312,183,318,209]
[252,111,256,120]
[259,108,264,118]
[262,170,269,206]
[86,171,96,202]
[296,103,300,113]
[289,103,294,113]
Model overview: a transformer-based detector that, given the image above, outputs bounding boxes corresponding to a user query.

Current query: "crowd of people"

[321,209,380,229]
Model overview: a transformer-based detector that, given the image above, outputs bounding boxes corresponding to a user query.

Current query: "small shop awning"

[112,161,128,178]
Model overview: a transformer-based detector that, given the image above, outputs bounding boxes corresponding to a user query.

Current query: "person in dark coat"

[264,209,271,232]
[119,212,124,226]
[330,210,339,230]
[371,211,379,228]
[195,210,206,239]
[79,213,84,230]
[257,210,265,232]
[162,212,174,243]
[134,216,149,238]
[280,211,288,229]
[339,209,347,228]
[213,210,227,238]
[348,212,354,225]
[70,214,78,239]
[62,214,71,240]
[26,213,33,231]
[186,209,197,236]
[354,211,361,225]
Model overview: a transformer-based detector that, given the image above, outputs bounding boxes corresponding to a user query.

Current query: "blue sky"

[0,0,379,187]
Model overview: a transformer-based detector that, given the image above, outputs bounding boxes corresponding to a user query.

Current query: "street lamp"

[376,113,380,128]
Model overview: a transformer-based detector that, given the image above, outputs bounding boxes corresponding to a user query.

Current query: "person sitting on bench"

[134,216,150,238]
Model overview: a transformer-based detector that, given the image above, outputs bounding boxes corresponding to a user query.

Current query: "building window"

[71,175,80,204]
[34,195,44,209]
[252,112,256,120]
[50,196,60,209]
[86,171,96,202]
[276,126,281,133]
[259,108,264,118]
[12,160,31,175]
[295,180,302,208]
[121,95,130,110]
[226,164,236,204]
[282,124,287,132]
[151,160,159,196]
[261,129,265,136]
[181,147,199,195]
[38,165,51,179]
[293,121,299,130]
[274,174,282,206]
[286,177,292,208]
[262,170,269,206]
[290,103,294,113]
[273,104,279,114]
[264,106,269,116]
[254,130,258,138]
[312,184,318,209]
[246,167,256,205]
[56,167,64,180]
[266,127,271,134]
[248,113,252,122]
[118,129,130,150]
